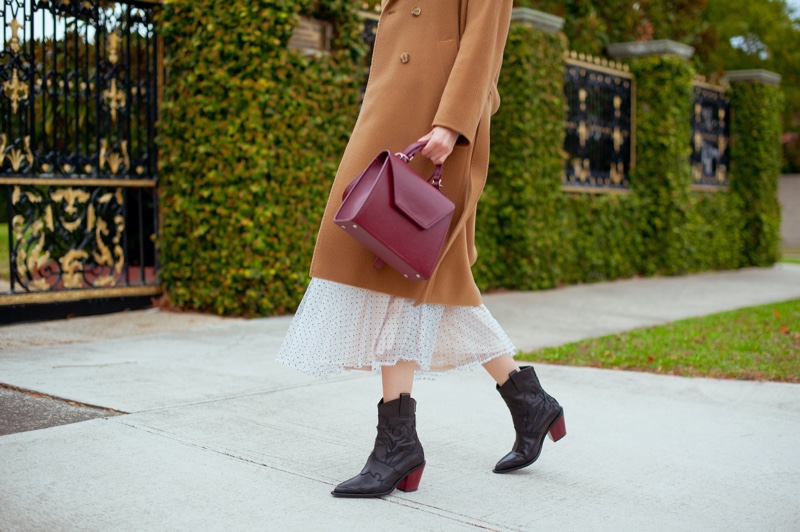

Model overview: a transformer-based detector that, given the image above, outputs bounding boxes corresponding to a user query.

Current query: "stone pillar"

[510,7,565,34]
[725,69,784,266]
[607,39,695,61]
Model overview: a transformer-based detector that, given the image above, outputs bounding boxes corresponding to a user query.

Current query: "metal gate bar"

[0,0,161,323]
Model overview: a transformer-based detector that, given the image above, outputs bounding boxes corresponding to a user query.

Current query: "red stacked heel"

[547,414,567,442]
[396,465,425,492]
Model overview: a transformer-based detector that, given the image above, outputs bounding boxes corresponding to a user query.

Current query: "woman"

[277,0,565,498]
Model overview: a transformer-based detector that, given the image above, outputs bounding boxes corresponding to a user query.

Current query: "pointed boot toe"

[493,451,529,473]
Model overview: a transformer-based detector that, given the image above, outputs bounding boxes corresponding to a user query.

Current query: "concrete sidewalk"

[1,266,799,531]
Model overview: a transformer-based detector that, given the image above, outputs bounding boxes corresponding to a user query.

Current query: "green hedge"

[158,4,781,316]
[473,24,565,291]
[558,193,642,284]
[476,33,756,294]
[729,81,784,266]
[630,56,696,275]
[474,23,643,290]
[158,0,364,316]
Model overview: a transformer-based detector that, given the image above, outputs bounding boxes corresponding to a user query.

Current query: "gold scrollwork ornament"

[7,18,23,53]
[99,139,130,174]
[613,127,623,152]
[60,249,89,289]
[51,188,91,232]
[718,135,728,154]
[694,131,703,152]
[108,32,122,65]
[18,219,53,291]
[93,219,114,267]
[692,162,703,182]
[610,162,625,185]
[2,136,35,172]
[716,164,728,184]
[103,79,126,123]
[578,121,588,148]
[4,69,29,115]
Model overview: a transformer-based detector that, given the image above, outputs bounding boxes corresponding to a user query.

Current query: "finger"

[421,140,441,158]
[439,147,455,165]
[430,149,447,166]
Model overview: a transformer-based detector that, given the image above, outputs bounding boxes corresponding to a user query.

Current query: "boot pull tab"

[399,393,412,417]
[508,369,523,391]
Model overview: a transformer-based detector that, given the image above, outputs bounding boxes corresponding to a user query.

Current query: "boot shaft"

[496,366,561,435]
[373,393,423,464]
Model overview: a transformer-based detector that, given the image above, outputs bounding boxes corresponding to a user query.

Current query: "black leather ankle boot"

[494,365,566,473]
[332,393,425,497]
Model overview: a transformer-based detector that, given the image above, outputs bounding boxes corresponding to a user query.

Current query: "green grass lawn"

[782,247,800,264]
[518,299,800,382]
[0,223,8,279]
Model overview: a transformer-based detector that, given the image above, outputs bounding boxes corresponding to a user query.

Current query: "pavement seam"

[106,416,334,483]
[381,497,512,531]
[105,417,513,531]
[0,382,127,415]
[128,373,370,414]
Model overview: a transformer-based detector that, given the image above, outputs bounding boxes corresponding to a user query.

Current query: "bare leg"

[482,354,520,386]
[381,361,418,401]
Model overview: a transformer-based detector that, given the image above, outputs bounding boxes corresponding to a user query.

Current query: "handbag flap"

[388,154,455,230]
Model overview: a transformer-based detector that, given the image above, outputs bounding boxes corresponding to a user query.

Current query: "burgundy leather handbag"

[333,141,455,280]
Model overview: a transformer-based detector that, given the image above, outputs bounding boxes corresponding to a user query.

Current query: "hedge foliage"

[473,25,565,291]
[158,0,364,316]
[631,56,697,275]
[729,82,784,266]
[157,4,782,316]
[474,26,770,294]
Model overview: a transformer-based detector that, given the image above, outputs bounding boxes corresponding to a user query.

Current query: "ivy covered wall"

[158,1,364,316]
[475,21,768,294]
[630,56,744,276]
[729,81,784,266]
[157,4,782,316]
[473,25,565,291]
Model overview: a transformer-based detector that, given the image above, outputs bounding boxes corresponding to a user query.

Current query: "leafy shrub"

[158,0,364,316]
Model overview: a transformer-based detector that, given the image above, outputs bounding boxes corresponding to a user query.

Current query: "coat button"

[400,53,410,63]
[411,7,421,16]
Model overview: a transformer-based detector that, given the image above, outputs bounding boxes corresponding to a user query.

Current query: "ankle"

[382,391,410,402]
[483,354,520,386]
[498,368,520,387]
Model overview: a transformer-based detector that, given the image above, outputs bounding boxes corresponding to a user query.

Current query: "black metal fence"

[563,51,634,192]
[691,80,730,188]
[1,0,161,320]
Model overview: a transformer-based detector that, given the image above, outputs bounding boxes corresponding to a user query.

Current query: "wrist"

[434,126,459,144]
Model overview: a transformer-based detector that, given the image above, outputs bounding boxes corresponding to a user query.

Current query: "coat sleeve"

[431,0,513,146]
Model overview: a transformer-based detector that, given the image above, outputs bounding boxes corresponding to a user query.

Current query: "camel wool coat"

[309,0,513,306]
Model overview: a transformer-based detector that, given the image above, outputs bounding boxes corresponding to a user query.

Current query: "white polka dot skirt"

[276,278,517,380]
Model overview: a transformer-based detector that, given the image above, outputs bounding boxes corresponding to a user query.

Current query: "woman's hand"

[417,126,460,165]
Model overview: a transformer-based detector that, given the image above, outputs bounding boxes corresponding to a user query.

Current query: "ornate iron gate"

[0,0,161,323]
[691,79,730,189]
[563,51,635,193]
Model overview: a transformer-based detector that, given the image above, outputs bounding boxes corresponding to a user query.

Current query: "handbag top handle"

[397,141,444,189]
